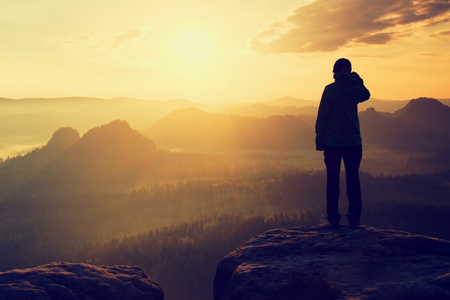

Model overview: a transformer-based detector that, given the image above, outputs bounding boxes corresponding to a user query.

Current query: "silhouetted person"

[315,58,370,229]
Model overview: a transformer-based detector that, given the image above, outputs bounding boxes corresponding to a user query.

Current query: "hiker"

[315,58,370,229]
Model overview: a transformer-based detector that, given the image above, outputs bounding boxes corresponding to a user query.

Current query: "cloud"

[111,27,152,49]
[429,29,450,36]
[52,26,152,51]
[50,26,159,68]
[355,32,397,44]
[249,0,450,54]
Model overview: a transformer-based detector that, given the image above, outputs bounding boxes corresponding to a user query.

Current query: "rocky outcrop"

[214,224,450,300]
[0,262,164,300]
[45,127,80,151]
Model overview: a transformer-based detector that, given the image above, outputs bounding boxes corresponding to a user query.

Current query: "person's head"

[333,58,352,74]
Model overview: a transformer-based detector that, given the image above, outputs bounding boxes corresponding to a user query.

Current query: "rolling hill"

[145,107,315,152]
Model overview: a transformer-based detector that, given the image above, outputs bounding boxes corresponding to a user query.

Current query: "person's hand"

[351,72,364,84]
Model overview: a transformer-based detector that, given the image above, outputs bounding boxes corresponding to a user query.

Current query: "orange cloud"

[430,29,450,36]
[249,0,450,53]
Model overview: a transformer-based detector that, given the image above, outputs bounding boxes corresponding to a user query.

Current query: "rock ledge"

[214,224,450,300]
[0,262,164,300]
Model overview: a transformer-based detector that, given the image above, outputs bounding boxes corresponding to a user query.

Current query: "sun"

[170,29,216,61]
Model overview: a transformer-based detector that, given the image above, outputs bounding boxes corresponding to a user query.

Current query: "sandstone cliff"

[0,262,164,300]
[214,224,450,300]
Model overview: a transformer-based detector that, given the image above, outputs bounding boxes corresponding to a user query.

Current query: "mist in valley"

[0,96,449,299]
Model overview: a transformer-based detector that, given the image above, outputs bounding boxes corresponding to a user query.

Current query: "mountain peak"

[46,127,80,150]
[42,120,157,191]
[78,120,156,155]
[396,97,449,115]
[82,120,137,141]
[394,97,450,129]
[41,127,81,157]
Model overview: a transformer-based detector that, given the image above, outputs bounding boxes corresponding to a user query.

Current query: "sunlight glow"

[170,29,216,61]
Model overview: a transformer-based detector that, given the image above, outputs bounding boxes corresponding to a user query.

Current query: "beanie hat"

[333,58,352,73]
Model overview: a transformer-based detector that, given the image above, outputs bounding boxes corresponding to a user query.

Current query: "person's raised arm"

[351,72,370,103]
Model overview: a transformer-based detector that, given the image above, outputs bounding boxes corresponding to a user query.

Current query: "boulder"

[214,224,450,300]
[0,262,164,300]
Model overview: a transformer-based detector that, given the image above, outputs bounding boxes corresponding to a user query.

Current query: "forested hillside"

[146,107,316,151]
[0,102,449,299]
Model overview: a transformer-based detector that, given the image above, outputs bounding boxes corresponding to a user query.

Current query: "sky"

[0,0,449,103]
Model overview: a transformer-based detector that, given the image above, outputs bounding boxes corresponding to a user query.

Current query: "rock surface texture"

[214,224,450,300]
[0,262,164,300]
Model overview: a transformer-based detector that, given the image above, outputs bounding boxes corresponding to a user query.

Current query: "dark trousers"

[324,145,362,227]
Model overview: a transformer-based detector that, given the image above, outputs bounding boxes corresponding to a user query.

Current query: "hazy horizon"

[1,95,449,159]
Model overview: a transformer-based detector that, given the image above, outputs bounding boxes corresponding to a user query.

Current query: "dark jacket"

[315,71,370,150]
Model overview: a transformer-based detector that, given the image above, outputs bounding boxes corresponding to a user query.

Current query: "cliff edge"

[0,262,164,300]
[214,224,450,300]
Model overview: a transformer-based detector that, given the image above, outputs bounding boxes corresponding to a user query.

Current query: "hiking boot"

[329,223,340,229]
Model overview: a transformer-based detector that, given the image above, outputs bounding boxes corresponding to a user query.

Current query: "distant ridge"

[147,97,450,153]
[395,97,450,117]
[263,96,317,107]
[360,97,450,151]
[0,95,449,158]
[219,102,316,117]
[0,95,449,114]
[146,107,314,151]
